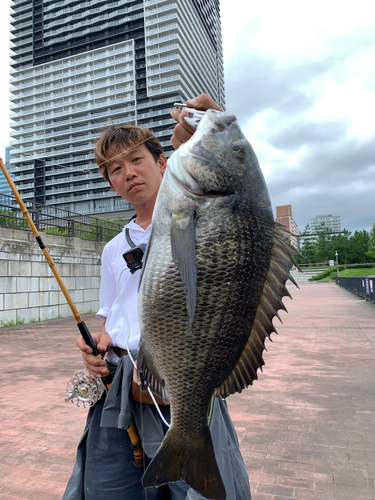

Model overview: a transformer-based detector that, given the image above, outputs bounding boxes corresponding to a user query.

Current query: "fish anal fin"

[215,223,299,399]
[142,425,226,500]
[137,347,170,404]
[171,209,197,328]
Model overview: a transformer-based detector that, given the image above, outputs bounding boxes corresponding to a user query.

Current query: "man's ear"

[158,154,167,174]
[108,180,119,195]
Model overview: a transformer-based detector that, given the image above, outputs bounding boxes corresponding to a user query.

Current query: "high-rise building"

[275,205,300,249]
[9,0,225,215]
[311,214,341,233]
[0,147,15,196]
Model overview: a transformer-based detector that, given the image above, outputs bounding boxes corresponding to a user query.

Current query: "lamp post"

[335,251,339,278]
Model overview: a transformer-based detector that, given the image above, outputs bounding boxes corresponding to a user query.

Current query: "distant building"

[0,147,15,196]
[311,214,341,234]
[275,205,300,249]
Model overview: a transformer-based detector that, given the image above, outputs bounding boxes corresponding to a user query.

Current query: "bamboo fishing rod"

[0,156,112,390]
[0,156,146,467]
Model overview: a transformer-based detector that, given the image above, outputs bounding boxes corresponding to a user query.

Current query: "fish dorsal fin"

[214,223,300,398]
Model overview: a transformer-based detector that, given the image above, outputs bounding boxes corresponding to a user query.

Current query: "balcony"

[146,12,177,27]
[44,0,130,15]
[147,22,177,35]
[10,52,134,86]
[15,173,34,181]
[44,3,137,30]
[10,81,134,110]
[10,90,135,121]
[43,14,143,45]
[11,102,135,129]
[146,3,177,17]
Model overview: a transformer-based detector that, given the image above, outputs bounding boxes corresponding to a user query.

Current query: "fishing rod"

[0,156,112,390]
[0,156,144,466]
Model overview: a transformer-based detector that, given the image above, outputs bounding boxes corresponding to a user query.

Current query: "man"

[63,95,251,500]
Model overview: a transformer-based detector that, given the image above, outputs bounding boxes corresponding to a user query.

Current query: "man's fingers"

[170,94,221,150]
[82,351,107,378]
[186,93,221,112]
[170,108,182,123]
[170,116,196,150]
[76,336,92,354]
[170,134,183,150]
[174,122,195,142]
[76,330,111,378]
[97,332,113,353]
[83,362,108,378]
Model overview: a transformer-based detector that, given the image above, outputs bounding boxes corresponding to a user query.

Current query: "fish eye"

[231,143,245,156]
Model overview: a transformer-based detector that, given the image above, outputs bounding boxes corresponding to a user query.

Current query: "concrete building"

[311,214,341,234]
[275,205,300,250]
[9,0,225,215]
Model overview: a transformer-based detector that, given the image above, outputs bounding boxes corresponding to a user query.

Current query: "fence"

[0,193,128,242]
[336,276,375,304]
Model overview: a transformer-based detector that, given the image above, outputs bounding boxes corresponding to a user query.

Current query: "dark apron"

[62,353,251,500]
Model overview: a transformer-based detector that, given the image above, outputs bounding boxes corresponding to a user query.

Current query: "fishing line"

[28,122,177,178]
[139,386,148,500]
[116,267,171,429]
[11,117,178,360]
[96,123,176,168]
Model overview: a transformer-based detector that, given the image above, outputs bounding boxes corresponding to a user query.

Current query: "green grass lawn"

[321,267,375,281]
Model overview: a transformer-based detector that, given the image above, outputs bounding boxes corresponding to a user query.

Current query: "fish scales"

[138,110,299,499]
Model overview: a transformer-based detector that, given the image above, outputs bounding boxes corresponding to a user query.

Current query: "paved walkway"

[0,283,374,499]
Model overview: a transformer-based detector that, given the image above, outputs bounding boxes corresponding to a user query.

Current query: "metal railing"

[336,276,375,304]
[0,193,129,242]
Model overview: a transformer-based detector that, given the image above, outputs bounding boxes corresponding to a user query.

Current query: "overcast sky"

[1,1,374,233]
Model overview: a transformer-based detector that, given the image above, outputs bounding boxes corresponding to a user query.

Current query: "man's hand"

[76,321,112,378]
[170,93,221,150]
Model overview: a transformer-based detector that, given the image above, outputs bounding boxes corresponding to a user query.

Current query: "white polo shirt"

[96,219,151,363]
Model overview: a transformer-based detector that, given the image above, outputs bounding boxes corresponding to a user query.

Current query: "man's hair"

[94,125,164,181]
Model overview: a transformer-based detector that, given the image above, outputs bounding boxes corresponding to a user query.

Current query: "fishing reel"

[66,369,105,408]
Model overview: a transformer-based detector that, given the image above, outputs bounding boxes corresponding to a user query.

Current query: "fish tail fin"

[142,425,226,500]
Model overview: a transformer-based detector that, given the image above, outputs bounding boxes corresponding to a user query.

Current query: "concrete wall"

[0,227,106,327]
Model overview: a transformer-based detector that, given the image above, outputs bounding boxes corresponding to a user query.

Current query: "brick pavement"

[0,283,374,499]
[228,283,375,500]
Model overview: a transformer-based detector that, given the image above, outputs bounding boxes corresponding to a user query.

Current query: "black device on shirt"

[122,227,146,274]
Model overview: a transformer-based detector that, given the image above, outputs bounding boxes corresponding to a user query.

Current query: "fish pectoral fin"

[142,425,226,500]
[137,347,170,404]
[171,209,197,328]
[214,223,301,398]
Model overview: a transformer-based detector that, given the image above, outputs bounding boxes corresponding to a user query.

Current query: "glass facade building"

[9,0,225,215]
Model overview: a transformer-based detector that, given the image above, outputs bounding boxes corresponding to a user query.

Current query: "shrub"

[311,266,345,281]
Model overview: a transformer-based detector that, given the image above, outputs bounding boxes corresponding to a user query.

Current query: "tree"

[313,223,333,263]
[348,229,370,264]
[367,223,375,261]
[299,224,316,264]
[330,229,351,265]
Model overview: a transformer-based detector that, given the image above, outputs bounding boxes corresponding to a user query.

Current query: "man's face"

[106,144,167,208]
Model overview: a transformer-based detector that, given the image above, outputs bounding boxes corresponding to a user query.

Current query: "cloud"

[265,133,375,232]
[224,54,334,124]
[266,119,349,151]
[220,3,375,234]
[269,180,374,234]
